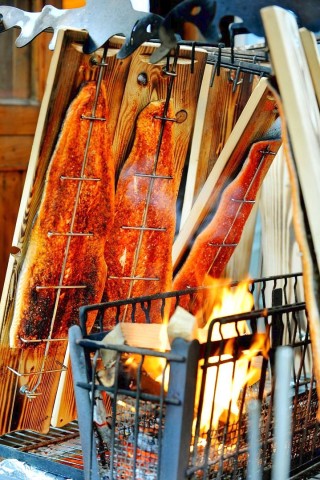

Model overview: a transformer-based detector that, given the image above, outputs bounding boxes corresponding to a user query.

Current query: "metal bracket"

[0,0,215,61]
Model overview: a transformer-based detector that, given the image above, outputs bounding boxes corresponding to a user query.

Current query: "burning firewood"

[96,325,162,396]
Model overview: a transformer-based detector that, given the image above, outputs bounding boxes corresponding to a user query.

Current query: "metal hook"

[191,41,196,74]
[210,42,224,87]
[227,63,243,93]
[249,55,259,83]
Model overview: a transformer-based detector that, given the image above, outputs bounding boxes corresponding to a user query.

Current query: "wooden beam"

[0,137,33,170]
[0,105,39,136]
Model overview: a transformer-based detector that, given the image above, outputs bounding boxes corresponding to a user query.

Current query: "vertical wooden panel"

[0,171,26,290]
[0,1,61,295]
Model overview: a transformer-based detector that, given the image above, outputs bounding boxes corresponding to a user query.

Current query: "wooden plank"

[0,29,92,434]
[225,199,259,281]
[0,105,39,136]
[259,146,303,280]
[180,67,258,231]
[261,7,320,273]
[112,42,208,175]
[0,136,33,170]
[299,28,320,108]
[192,69,258,201]
[0,171,26,294]
[173,78,278,270]
[261,5,320,418]
[179,63,213,229]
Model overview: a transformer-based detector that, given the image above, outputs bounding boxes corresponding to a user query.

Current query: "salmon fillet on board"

[172,139,281,319]
[104,100,178,325]
[9,81,115,348]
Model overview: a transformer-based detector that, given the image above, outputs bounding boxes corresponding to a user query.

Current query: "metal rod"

[108,275,159,281]
[19,336,68,343]
[121,226,166,232]
[7,365,67,377]
[80,115,106,121]
[272,346,293,480]
[247,399,262,480]
[60,176,100,181]
[47,232,93,237]
[134,173,173,180]
[36,285,87,290]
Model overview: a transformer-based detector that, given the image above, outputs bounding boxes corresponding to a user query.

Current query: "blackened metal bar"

[153,115,177,122]
[77,338,185,361]
[132,355,144,480]
[159,338,199,480]
[68,325,100,480]
[270,287,284,377]
[76,381,182,406]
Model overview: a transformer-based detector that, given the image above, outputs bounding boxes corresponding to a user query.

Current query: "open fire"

[69,271,318,480]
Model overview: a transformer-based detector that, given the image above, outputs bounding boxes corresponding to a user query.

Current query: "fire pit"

[69,271,320,480]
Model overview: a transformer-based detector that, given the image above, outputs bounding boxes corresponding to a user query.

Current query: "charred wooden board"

[0,30,130,434]
[0,29,207,433]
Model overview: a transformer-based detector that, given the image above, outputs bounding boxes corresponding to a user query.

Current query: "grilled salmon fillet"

[10,81,115,348]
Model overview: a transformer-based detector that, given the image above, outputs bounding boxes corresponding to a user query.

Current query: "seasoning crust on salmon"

[10,81,115,348]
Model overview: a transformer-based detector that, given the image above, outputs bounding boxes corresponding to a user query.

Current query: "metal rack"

[67,272,320,480]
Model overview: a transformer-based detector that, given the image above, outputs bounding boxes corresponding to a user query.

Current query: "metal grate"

[68,272,320,479]
[0,422,84,479]
[0,272,318,479]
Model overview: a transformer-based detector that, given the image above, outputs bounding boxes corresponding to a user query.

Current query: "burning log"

[96,325,163,396]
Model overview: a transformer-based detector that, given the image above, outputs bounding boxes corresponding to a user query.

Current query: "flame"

[195,278,266,433]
